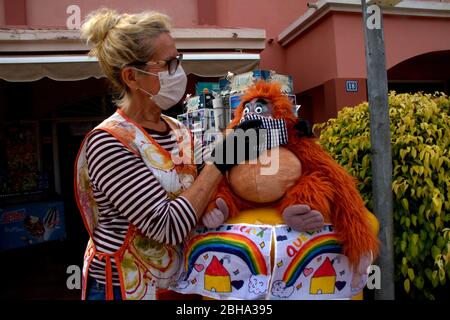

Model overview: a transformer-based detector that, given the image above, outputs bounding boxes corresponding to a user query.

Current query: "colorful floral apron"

[74,109,197,300]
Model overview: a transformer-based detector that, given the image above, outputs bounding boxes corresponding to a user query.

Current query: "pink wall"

[333,13,366,79]
[333,13,450,79]
[0,0,4,26]
[215,0,309,73]
[25,0,198,28]
[286,11,450,93]
[388,50,450,80]
[384,15,450,70]
[4,0,310,74]
[284,14,338,93]
[334,78,367,110]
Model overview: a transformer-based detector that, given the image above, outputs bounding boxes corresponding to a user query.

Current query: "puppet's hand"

[351,251,373,293]
[282,204,324,232]
[293,118,314,137]
[202,198,229,229]
[211,119,265,175]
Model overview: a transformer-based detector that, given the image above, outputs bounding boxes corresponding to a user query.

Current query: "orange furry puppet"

[205,81,379,267]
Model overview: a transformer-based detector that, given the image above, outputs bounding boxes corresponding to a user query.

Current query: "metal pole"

[361,0,395,300]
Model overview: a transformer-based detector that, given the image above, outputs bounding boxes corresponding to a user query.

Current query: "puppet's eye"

[254,104,264,114]
[244,107,250,114]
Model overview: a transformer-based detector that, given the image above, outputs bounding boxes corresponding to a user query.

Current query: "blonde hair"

[80,8,171,105]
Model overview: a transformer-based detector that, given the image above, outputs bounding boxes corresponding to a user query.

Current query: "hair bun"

[80,8,121,47]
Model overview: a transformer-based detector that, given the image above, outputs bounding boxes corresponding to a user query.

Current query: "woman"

[75,8,262,300]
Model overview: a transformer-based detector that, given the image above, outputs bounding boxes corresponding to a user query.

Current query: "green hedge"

[314,92,450,300]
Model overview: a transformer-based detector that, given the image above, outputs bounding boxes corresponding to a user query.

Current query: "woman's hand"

[210,119,265,175]
[202,198,229,229]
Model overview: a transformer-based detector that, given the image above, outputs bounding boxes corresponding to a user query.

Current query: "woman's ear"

[121,67,138,91]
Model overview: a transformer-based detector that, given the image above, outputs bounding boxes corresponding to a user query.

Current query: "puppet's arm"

[279,171,335,220]
[205,177,254,220]
[284,138,379,266]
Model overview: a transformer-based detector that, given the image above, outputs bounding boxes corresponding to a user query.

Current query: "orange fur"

[209,81,379,266]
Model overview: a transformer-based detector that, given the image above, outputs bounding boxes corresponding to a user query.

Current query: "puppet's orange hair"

[281,134,379,265]
[229,81,297,129]
[210,80,379,266]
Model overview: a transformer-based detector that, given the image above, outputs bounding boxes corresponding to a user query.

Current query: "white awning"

[0,53,260,82]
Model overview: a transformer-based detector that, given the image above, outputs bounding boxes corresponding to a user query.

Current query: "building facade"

[0,0,449,299]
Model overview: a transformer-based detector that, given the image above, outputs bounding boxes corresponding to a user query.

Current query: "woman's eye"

[244,107,250,114]
[255,106,263,114]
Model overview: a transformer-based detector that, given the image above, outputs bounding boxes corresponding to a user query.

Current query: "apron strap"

[97,253,114,300]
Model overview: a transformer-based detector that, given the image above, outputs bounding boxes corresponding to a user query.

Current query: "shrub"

[314,92,450,299]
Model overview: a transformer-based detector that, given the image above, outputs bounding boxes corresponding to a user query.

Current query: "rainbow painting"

[282,233,342,287]
[184,232,268,279]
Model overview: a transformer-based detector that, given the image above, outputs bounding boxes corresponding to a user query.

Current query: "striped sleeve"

[85,130,197,245]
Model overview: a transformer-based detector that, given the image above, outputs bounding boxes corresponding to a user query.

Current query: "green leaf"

[437,235,445,249]
[431,245,441,259]
[411,233,419,245]
[411,215,418,226]
[401,264,408,277]
[415,276,424,290]
[420,230,427,241]
[404,279,410,293]
[401,240,407,252]
[402,198,409,213]
[410,244,419,257]
[425,268,433,281]
[408,268,415,281]
[439,269,446,282]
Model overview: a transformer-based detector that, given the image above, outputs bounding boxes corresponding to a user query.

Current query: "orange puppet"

[202,81,379,279]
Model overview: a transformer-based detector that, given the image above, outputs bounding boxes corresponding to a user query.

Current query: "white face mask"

[135,65,187,110]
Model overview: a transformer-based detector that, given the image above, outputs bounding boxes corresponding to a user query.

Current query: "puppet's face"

[243,98,274,117]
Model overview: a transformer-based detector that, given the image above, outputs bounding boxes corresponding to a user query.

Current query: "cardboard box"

[270,73,294,94]
[177,113,189,127]
[186,96,200,112]
[186,108,216,132]
[195,82,220,96]
[229,70,271,93]
[229,93,245,109]
[219,79,231,93]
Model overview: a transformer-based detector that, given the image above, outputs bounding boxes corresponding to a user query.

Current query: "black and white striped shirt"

[85,125,197,286]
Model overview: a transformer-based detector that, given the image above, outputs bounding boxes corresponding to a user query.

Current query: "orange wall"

[215,0,309,73]
[297,78,367,125]
[334,78,367,111]
[2,0,310,74]
[0,0,5,25]
[284,14,338,93]
[333,13,366,79]
[284,10,450,123]
[333,13,450,78]
[384,15,450,69]
[25,0,199,28]
[388,50,450,81]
